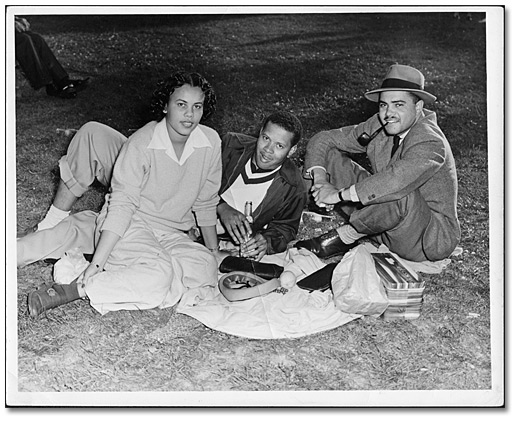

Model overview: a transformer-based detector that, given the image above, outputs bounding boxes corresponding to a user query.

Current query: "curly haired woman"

[21,71,223,316]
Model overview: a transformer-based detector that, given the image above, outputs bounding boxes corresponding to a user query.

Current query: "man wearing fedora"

[295,64,460,262]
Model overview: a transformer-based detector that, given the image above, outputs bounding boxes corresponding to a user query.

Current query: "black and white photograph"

[5,3,506,409]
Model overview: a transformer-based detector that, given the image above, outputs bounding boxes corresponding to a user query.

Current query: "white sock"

[37,205,70,231]
[336,224,365,244]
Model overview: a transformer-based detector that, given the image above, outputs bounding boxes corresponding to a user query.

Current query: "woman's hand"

[77,262,103,288]
[239,233,268,261]
[218,203,252,245]
[76,229,120,289]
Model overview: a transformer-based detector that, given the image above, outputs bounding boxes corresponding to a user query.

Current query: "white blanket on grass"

[176,243,460,339]
[176,248,362,339]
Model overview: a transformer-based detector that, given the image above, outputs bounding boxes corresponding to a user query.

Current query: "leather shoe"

[307,200,335,218]
[295,229,358,259]
[70,77,90,92]
[46,83,77,99]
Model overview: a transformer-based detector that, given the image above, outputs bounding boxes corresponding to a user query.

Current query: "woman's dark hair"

[261,111,303,147]
[150,71,217,121]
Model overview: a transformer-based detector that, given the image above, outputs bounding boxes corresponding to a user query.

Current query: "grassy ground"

[12,11,494,401]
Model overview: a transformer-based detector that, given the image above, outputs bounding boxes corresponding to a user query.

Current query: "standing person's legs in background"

[15,30,89,98]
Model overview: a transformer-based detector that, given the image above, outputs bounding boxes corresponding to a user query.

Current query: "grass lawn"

[9,8,502,406]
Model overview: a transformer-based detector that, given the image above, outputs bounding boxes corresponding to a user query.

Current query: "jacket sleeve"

[355,134,446,205]
[257,184,308,255]
[304,116,380,172]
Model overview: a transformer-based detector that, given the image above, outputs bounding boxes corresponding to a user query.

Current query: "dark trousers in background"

[15,31,69,90]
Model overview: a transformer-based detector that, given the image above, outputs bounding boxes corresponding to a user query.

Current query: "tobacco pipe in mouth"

[357,121,389,146]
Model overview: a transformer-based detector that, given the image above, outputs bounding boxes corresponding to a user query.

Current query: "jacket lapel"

[372,135,393,171]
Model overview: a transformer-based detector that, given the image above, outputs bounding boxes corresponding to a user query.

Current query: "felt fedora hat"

[364,64,437,103]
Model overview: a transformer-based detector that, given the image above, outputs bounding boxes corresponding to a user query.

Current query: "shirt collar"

[147,119,212,164]
[396,128,411,143]
[247,156,281,176]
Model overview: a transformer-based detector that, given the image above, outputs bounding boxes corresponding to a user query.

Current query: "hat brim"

[364,88,437,103]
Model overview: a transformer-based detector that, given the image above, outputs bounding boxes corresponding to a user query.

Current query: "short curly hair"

[261,111,303,147]
[150,71,217,122]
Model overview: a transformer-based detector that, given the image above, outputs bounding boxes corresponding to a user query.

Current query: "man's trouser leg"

[349,190,458,262]
[15,31,68,90]
[17,211,98,267]
[325,149,457,261]
[58,122,128,197]
[319,148,372,216]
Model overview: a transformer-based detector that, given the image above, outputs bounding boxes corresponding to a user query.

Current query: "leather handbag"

[296,263,338,292]
[218,256,284,279]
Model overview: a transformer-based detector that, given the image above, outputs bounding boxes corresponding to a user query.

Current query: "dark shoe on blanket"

[297,262,339,292]
[307,199,335,218]
[27,282,80,318]
[219,256,284,279]
[295,229,358,259]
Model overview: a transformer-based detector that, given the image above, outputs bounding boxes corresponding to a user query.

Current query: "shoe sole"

[27,291,44,318]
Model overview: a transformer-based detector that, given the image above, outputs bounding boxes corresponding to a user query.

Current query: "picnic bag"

[218,256,284,279]
[331,244,389,316]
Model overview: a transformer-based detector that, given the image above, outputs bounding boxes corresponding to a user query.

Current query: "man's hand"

[311,181,342,206]
[218,202,253,245]
[309,167,328,184]
[15,17,30,32]
[239,233,268,261]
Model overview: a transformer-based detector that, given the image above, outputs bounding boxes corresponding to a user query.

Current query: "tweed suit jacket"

[305,110,460,246]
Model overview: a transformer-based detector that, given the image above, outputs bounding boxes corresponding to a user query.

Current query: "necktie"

[390,135,400,158]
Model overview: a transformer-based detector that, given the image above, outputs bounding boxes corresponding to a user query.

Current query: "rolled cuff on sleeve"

[350,184,359,203]
[305,165,327,178]
[194,206,218,228]
[58,155,90,198]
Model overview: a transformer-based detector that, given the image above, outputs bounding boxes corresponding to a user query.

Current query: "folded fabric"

[177,248,361,339]
[53,247,89,285]
[218,256,284,279]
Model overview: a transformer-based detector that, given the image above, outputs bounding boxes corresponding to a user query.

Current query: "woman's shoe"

[27,283,80,318]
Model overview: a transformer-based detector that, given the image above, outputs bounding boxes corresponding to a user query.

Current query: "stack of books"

[372,253,425,320]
